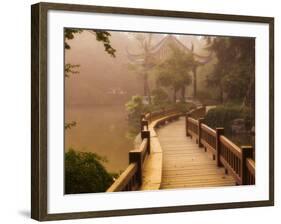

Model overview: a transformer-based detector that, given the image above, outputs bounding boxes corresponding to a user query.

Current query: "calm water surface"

[65,105,134,173]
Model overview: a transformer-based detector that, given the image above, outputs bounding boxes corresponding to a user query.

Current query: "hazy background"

[64,31,212,173]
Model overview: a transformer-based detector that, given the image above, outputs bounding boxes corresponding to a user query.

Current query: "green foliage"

[125,95,145,134]
[65,121,77,130]
[125,94,196,135]
[204,105,250,133]
[204,37,255,103]
[127,33,155,102]
[196,89,220,105]
[154,43,194,101]
[174,102,196,113]
[65,149,114,194]
[64,28,116,57]
[151,88,169,106]
[126,95,145,114]
[65,64,80,78]
[95,31,116,57]
[64,28,83,49]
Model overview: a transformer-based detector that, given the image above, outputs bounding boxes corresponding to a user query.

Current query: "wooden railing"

[245,158,255,185]
[108,105,255,191]
[189,106,206,119]
[185,111,255,185]
[107,130,150,192]
[154,113,182,129]
[108,108,182,192]
[144,107,182,123]
[186,117,199,142]
[200,123,217,159]
[106,163,138,192]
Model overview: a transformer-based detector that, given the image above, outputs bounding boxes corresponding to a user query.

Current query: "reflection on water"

[65,105,134,173]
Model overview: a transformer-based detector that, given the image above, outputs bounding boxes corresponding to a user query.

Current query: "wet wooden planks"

[157,117,235,189]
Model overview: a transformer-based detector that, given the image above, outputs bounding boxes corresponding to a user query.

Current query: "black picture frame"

[31,2,274,221]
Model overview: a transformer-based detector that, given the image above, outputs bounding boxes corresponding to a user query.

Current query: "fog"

[65,31,211,107]
[64,30,254,173]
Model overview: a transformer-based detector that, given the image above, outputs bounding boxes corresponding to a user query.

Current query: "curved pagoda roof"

[127,35,213,67]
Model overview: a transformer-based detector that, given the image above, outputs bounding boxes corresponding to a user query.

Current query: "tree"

[64,121,76,130]
[65,149,114,194]
[152,88,169,107]
[127,33,155,104]
[126,95,145,132]
[126,95,144,113]
[205,37,255,104]
[64,28,116,56]
[155,44,194,102]
[64,28,117,127]
[64,28,116,78]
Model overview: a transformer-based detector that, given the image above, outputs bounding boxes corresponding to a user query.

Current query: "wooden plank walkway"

[157,117,236,189]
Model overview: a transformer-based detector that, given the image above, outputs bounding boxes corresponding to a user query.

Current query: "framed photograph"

[31,2,274,221]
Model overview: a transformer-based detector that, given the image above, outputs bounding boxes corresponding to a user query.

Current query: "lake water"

[65,105,134,173]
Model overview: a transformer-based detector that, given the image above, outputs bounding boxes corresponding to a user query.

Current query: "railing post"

[202,105,206,116]
[140,114,144,131]
[141,120,148,131]
[140,113,145,123]
[141,130,150,154]
[241,146,254,185]
[185,113,190,137]
[129,151,142,185]
[198,118,204,147]
[216,128,224,167]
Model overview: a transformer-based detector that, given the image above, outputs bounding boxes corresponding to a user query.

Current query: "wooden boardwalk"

[157,117,236,189]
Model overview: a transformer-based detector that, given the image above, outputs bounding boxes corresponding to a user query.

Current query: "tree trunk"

[219,83,223,104]
[181,86,186,102]
[173,88,177,103]
[143,73,151,104]
[192,67,197,99]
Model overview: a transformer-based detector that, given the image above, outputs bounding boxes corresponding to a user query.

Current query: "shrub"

[151,88,169,106]
[65,149,114,194]
[196,90,220,105]
[174,102,196,113]
[125,95,146,134]
[204,105,250,133]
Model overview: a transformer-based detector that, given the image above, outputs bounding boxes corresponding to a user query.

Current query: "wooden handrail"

[109,105,255,192]
[201,124,216,137]
[189,106,206,119]
[138,138,149,163]
[246,158,255,176]
[186,117,199,141]
[185,108,255,185]
[108,107,184,192]
[141,120,149,131]
[219,135,243,184]
[240,146,254,184]
[145,107,182,123]
[107,129,150,192]
[106,163,138,192]
[220,135,242,159]
[200,123,217,159]
[188,117,199,125]
[245,158,255,185]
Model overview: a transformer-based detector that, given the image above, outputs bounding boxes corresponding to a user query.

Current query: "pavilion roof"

[127,34,213,66]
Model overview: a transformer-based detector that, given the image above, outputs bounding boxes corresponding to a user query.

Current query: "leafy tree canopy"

[154,43,195,101]
[64,28,116,57]
[204,37,255,103]
[151,88,169,106]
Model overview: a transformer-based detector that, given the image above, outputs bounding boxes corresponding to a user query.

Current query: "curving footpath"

[158,117,236,189]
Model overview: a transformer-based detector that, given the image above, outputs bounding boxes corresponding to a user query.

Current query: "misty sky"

[64,31,209,107]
